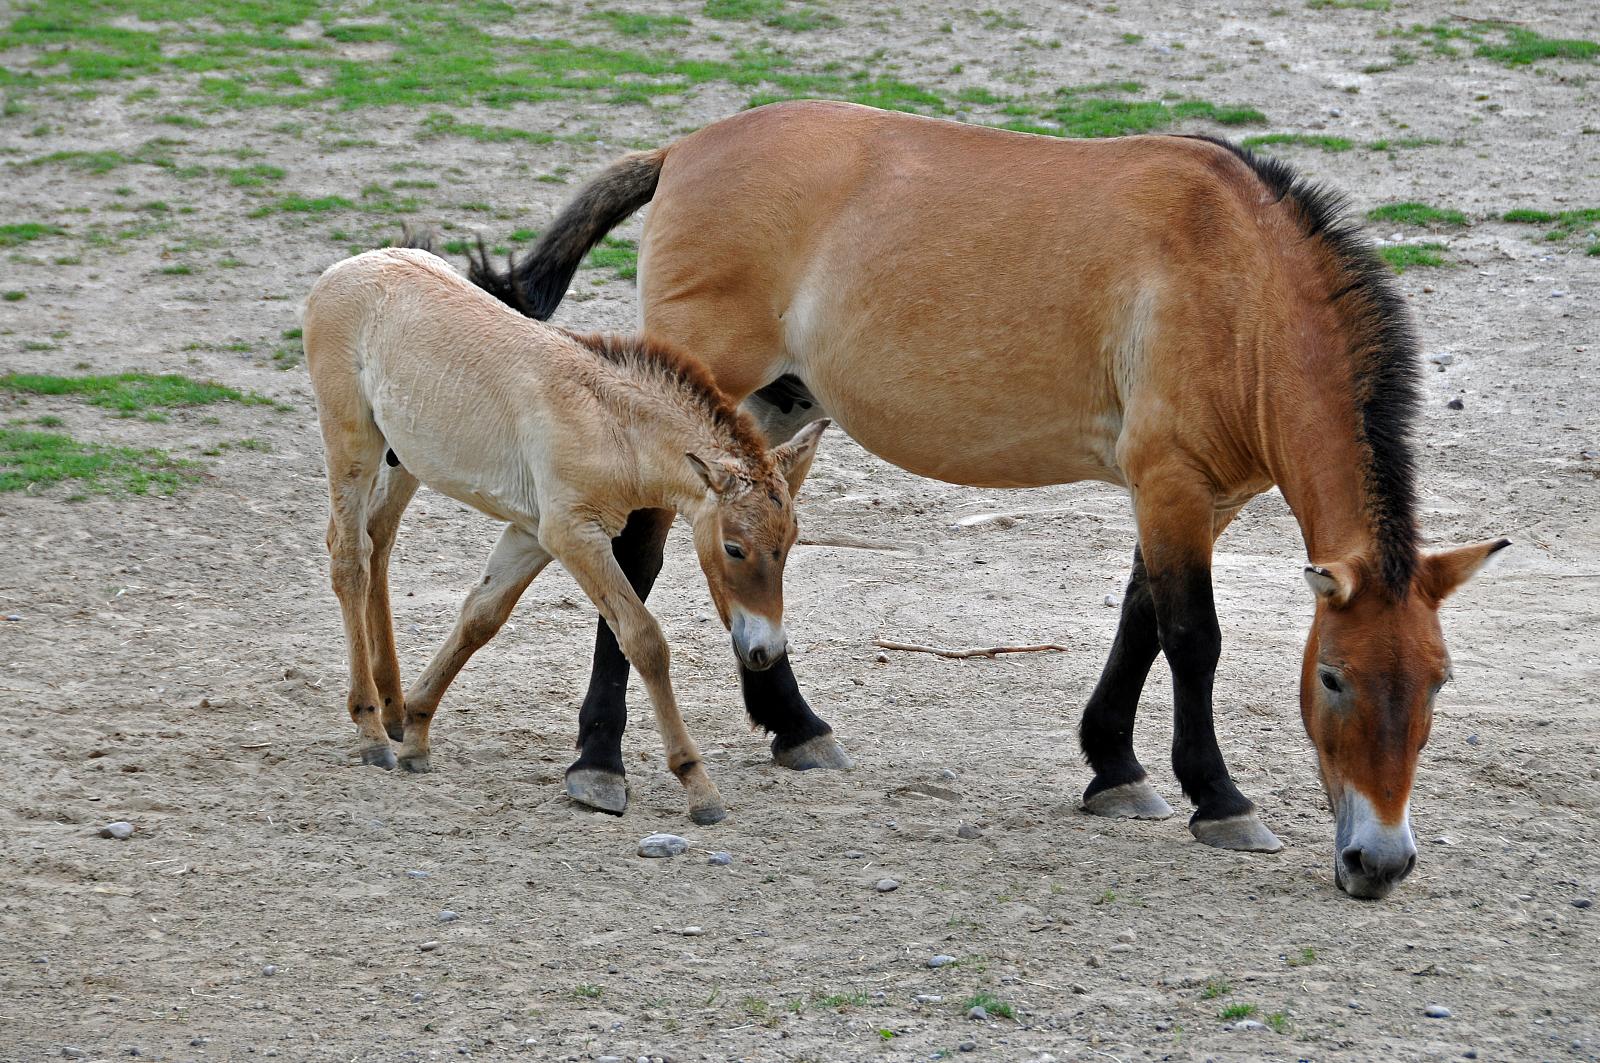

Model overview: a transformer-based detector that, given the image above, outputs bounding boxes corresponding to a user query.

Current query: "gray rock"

[1446,398,1465,411]
[956,822,982,840]
[261,964,278,977]
[707,852,732,866]
[597,1057,623,1063]
[1116,930,1136,944]
[3,614,21,622]
[438,910,460,922]
[1109,943,1134,954]
[419,940,440,953]
[410,992,425,1003]
[1231,1019,1267,1032]
[1427,351,1455,366]
[959,1042,976,1053]
[679,926,705,937]
[1424,1004,1452,1019]
[938,768,958,781]
[100,821,134,840]
[875,878,900,893]
[1572,898,1593,909]
[638,833,688,858]
[1104,594,1119,607]
[928,954,957,968]
[915,994,943,1004]
[967,1006,989,1021]
[404,869,429,879]
[843,849,865,859]
[1467,734,1480,746]
[61,1050,87,1060]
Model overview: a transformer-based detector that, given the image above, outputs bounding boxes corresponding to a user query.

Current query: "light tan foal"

[304,246,825,824]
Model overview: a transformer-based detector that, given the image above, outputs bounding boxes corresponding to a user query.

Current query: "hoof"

[565,767,628,815]
[384,721,405,743]
[1083,779,1174,820]
[398,754,433,774]
[773,734,853,771]
[360,745,397,770]
[1191,813,1283,853]
[689,803,728,826]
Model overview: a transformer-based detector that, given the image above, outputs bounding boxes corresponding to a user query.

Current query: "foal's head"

[1300,538,1508,899]
[686,420,828,672]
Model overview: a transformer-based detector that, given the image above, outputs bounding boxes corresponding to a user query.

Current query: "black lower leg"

[1151,565,1253,822]
[740,653,835,758]
[1080,546,1162,799]
[568,508,673,780]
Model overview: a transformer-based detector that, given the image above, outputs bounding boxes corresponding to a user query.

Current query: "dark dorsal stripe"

[1186,136,1421,597]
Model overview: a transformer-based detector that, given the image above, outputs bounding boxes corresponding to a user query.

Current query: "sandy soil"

[2,1,1598,1061]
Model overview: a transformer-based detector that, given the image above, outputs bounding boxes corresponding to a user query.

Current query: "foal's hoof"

[1191,813,1283,853]
[773,734,854,771]
[565,768,628,815]
[384,722,405,743]
[360,746,397,770]
[398,753,433,774]
[689,802,728,826]
[1082,779,1174,820]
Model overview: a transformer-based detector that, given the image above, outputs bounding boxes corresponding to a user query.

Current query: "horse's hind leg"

[398,524,551,773]
[1079,544,1174,820]
[364,464,420,741]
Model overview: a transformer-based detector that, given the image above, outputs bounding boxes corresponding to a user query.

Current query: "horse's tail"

[468,147,666,321]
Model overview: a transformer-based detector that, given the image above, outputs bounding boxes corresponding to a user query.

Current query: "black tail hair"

[468,148,665,321]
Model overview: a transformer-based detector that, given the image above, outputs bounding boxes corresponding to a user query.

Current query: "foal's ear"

[1304,561,1359,606]
[686,452,738,495]
[1418,538,1510,604]
[771,419,829,498]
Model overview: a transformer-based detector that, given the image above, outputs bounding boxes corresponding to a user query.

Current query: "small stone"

[957,822,982,840]
[844,850,865,859]
[929,954,957,968]
[1071,983,1088,994]
[419,940,440,953]
[679,926,705,936]
[1103,594,1119,607]
[1422,285,1435,293]
[1109,943,1134,954]
[958,1041,977,1052]
[62,1050,87,1060]
[637,833,689,858]
[1467,734,1480,746]
[100,821,134,840]
[597,1057,623,1063]
[1424,1004,1452,1019]
[1551,290,1566,298]
[1087,954,1104,968]
[3,613,22,622]
[874,651,890,664]
[1427,351,1455,365]
[410,992,425,1003]
[915,994,943,1004]
[967,1006,989,1021]
[1116,930,1136,944]
[938,767,958,780]
[438,910,459,922]
[189,1038,207,1047]
[1433,835,1455,846]
[1232,1019,1267,1032]
[1571,898,1593,909]
[1446,398,1464,411]
[261,964,278,977]
[707,851,732,866]
[876,878,900,893]
[404,869,429,879]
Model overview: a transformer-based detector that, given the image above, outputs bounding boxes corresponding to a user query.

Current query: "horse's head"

[1300,538,1508,899]
[686,420,828,672]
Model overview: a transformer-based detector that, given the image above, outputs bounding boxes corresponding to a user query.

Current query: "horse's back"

[643,102,1293,490]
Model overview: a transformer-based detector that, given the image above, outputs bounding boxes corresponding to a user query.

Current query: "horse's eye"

[1319,670,1343,694]
[723,543,746,560]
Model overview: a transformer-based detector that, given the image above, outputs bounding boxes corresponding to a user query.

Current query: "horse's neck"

[610,377,737,510]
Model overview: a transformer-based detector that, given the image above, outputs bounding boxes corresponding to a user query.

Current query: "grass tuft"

[1242,132,1352,152]
[0,222,66,247]
[961,992,1015,1020]
[1219,1002,1257,1020]
[1377,243,1448,272]
[1367,202,1467,227]
[0,427,198,495]
[1475,29,1599,67]
[0,372,277,413]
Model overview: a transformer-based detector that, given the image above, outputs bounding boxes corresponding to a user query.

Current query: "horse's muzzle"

[731,608,786,673]
[1333,789,1418,900]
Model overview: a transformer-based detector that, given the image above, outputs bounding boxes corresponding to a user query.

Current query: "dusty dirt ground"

[3,1,1599,1060]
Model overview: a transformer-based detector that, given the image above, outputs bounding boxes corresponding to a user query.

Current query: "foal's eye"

[1319,670,1344,695]
[723,543,746,560]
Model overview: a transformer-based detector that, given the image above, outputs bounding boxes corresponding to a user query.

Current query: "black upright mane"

[1189,136,1422,597]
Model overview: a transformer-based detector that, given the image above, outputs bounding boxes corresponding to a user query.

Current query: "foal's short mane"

[1189,136,1422,597]
[566,330,773,472]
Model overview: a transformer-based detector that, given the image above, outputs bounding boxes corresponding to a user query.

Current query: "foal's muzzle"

[731,607,786,672]
[1333,790,1418,900]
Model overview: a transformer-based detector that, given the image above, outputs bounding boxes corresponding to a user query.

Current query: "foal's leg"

[1134,480,1280,852]
[364,464,420,742]
[324,452,394,768]
[397,524,551,773]
[1079,545,1173,819]
[551,522,726,825]
[565,507,675,814]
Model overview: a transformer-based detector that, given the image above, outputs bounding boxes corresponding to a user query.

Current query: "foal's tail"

[467,148,666,321]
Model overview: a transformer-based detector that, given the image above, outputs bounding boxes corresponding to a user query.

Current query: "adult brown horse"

[471,100,1506,899]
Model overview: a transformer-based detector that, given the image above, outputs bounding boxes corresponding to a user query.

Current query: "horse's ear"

[1418,538,1510,603]
[1304,561,1359,606]
[772,419,829,498]
[686,452,737,496]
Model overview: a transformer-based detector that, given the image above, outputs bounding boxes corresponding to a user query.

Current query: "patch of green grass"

[0,427,198,495]
[1366,136,1444,151]
[584,236,638,280]
[1476,29,1599,67]
[1377,243,1448,272]
[1367,202,1467,227]
[32,414,64,427]
[3,290,25,301]
[587,9,691,37]
[877,1028,896,1041]
[250,194,355,217]
[572,983,603,1000]
[419,112,557,144]
[1002,94,1262,139]
[1502,206,1600,242]
[0,223,65,247]
[1266,1011,1291,1033]
[1201,980,1232,999]
[1286,947,1318,967]
[1242,131,1352,152]
[961,992,1015,1020]
[156,113,206,127]
[705,0,838,31]
[223,163,286,186]
[1219,1003,1257,1020]
[0,372,277,414]
[159,264,195,275]
[813,992,870,1009]
[27,149,130,174]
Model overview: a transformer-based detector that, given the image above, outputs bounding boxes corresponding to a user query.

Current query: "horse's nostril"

[1340,847,1365,877]
[748,646,769,668]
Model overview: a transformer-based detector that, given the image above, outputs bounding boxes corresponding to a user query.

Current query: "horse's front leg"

[551,522,726,825]
[1136,475,1281,853]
